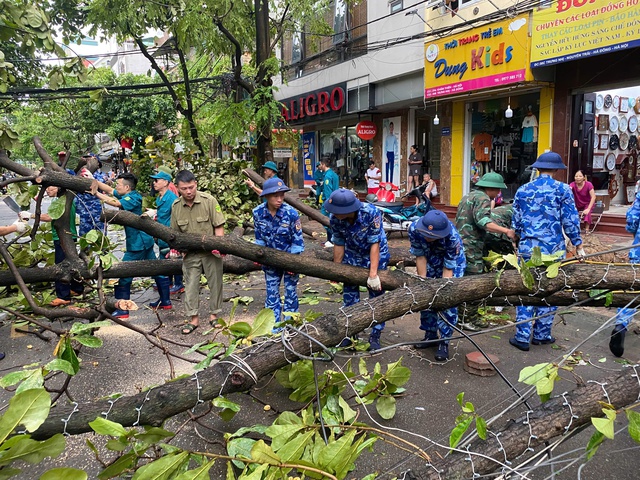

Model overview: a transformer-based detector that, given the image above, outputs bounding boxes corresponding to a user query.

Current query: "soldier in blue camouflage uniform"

[253,177,304,329]
[409,210,466,361]
[76,167,105,237]
[455,172,516,329]
[510,152,584,351]
[611,192,640,356]
[324,189,390,350]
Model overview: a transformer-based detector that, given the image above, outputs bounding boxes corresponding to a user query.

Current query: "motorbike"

[366,183,434,233]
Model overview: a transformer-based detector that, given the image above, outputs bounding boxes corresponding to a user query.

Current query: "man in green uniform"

[93,172,169,318]
[454,172,516,329]
[319,158,340,247]
[170,170,226,334]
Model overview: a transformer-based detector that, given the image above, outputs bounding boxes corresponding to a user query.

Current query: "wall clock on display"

[630,135,638,150]
[593,153,605,170]
[620,132,630,150]
[593,133,600,150]
[598,114,609,131]
[620,115,628,133]
[600,133,609,150]
[609,134,620,150]
[606,152,617,171]
[620,97,629,113]
[609,115,619,132]
[604,94,613,109]
[629,115,638,133]
[596,94,604,110]
[613,95,620,110]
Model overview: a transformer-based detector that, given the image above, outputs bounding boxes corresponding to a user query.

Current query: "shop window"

[389,0,403,13]
[332,0,348,44]
[467,92,541,199]
[347,85,371,113]
[292,32,303,64]
[318,126,370,190]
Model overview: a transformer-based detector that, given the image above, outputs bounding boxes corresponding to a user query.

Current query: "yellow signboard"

[424,15,532,99]
[531,0,640,67]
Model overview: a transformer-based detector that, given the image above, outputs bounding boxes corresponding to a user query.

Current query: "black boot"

[368,331,381,351]
[434,342,449,361]
[609,325,627,357]
[415,331,439,349]
[150,277,172,310]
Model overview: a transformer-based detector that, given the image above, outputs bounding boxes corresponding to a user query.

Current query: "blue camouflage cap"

[415,209,451,239]
[260,177,291,197]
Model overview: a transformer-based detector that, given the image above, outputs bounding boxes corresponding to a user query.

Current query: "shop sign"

[531,0,640,67]
[356,121,377,140]
[280,84,346,123]
[273,148,292,158]
[441,127,451,136]
[424,15,531,99]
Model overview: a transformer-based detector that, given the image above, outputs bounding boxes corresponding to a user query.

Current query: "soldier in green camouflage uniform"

[484,204,514,257]
[454,172,516,329]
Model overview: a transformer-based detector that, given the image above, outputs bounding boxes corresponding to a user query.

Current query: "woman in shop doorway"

[570,170,596,233]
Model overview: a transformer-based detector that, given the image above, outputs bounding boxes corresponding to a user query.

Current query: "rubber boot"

[112,285,130,319]
[609,325,627,358]
[170,275,185,295]
[434,342,449,361]
[150,277,172,310]
[368,330,382,351]
[415,331,439,349]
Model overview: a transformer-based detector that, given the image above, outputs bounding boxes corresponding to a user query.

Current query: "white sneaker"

[324,241,334,248]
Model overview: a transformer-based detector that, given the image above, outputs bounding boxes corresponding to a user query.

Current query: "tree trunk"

[413,368,640,479]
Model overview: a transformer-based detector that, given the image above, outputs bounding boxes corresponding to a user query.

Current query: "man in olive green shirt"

[170,170,226,334]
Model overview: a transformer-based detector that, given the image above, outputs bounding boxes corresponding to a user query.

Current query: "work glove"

[367,275,382,291]
[576,246,586,260]
[18,211,31,221]
[13,219,27,233]
[166,249,182,259]
[142,208,157,218]
[211,250,226,258]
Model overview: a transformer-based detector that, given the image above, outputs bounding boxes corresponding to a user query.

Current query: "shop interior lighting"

[505,96,513,119]
[433,99,440,125]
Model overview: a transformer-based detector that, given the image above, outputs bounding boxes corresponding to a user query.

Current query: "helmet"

[475,172,507,189]
[415,210,451,239]
[365,193,378,203]
[262,161,279,173]
[323,189,362,214]
[260,177,291,197]
[531,151,567,170]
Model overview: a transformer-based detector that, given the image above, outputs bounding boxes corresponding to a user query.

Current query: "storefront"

[281,82,377,191]
[532,0,640,207]
[424,14,545,205]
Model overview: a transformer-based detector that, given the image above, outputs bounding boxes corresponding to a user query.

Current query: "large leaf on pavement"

[0,389,51,443]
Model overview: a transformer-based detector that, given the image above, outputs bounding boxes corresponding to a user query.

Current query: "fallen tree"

[2,151,640,477]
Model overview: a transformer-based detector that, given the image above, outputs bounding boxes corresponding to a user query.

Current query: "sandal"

[209,317,221,327]
[181,323,198,335]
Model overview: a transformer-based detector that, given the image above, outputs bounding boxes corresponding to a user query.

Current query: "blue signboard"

[302,132,316,184]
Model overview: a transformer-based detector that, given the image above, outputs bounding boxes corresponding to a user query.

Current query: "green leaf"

[134,427,175,446]
[0,370,38,388]
[545,262,560,279]
[275,430,314,462]
[97,452,136,480]
[627,410,640,444]
[591,408,616,439]
[518,363,552,385]
[476,416,487,440]
[212,396,241,422]
[449,416,473,449]
[530,247,542,266]
[227,437,256,469]
[74,335,103,348]
[250,439,281,465]
[89,417,128,438]
[266,424,306,451]
[376,395,396,420]
[384,360,411,387]
[39,468,87,480]
[0,388,51,443]
[59,338,80,375]
[44,359,76,376]
[502,254,520,271]
[0,434,65,466]
[586,430,605,460]
[131,451,189,479]
[229,322,252,338]
[241,463,269,480]
[456,392,465,407]
[47,198,66,220]
[15,369,44,395]
[69,321,111,335]
[249,308,275,338]
[174,459,215,480]
[520,265,535,290]
[318,429,357,475]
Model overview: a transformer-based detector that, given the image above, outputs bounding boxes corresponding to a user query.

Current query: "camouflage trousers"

[264,269,299,324]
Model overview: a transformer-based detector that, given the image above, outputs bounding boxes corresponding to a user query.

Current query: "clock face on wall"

[620,116,628,133]
[606,152,617,171]
[613,95,620,110]
[629,116,638,133]
[594,133,600,149]
[604,94,613,109]
[609,115,619,132]
[596,94,604,110]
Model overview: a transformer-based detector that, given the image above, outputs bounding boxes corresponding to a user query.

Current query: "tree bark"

[413,368,640,479]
